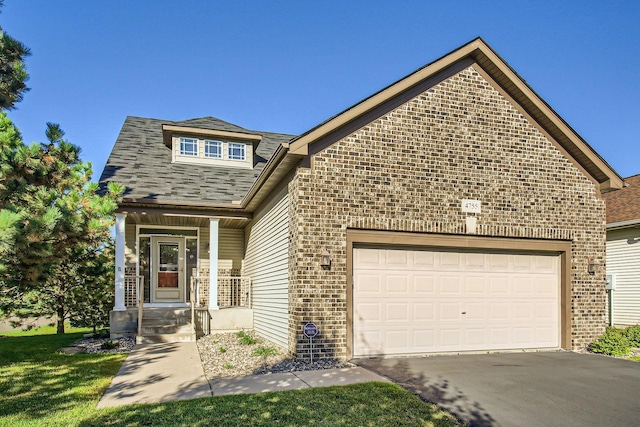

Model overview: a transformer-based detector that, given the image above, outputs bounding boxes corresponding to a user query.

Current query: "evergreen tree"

[0,1,30,110]
[0,115,123,333]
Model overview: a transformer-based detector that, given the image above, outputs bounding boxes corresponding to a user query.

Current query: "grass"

[629,356,640,362]
[0,326,126,427]
[0,327,460,427]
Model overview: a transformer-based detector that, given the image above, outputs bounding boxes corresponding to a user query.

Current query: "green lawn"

[0,328,460,427]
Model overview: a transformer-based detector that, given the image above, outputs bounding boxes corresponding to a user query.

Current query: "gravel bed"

[197,331,353,379]
[72,336,135,354]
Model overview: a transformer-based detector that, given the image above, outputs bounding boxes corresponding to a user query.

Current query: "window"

[173,136,250,166]
[179,138,198,156]
[228,143,246,161]
[204,140,222,158]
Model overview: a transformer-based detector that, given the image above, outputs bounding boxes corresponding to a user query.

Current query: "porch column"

[114,213,126,311]
[209,218,219,310]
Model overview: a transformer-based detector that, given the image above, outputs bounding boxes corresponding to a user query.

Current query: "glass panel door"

[157,242,179,288]
[151,237,185,302]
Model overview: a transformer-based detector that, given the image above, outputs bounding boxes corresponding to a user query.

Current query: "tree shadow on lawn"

[356,358,496,427]
[0,333,127,421]
[81,382,459,427]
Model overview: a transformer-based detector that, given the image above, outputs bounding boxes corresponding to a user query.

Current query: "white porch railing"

[123,271,251,309]
[191,274,252,309]
[124,275,144,308]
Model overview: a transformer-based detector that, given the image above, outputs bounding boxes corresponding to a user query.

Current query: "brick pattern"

[288,65,606,359]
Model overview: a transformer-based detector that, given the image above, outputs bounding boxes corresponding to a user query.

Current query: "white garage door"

[353,247,560,356]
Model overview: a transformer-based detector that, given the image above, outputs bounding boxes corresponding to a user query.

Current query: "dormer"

[162,124,261,169]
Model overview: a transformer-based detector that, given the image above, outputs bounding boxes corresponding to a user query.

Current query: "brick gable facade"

[288,65,606,359]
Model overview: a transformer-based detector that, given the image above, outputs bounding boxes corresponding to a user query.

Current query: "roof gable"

[288,38,622,191]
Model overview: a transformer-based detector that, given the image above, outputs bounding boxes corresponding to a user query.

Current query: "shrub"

[100,340,119,350]
[253,346,279,360]
[589,327,630,356]
[624,325,640,347]
[237,330,258,345]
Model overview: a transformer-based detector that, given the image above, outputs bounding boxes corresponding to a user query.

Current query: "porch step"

[140,323,194,335]
[140,308,191,320]
[136,332,196,344]
[136,308,196,344]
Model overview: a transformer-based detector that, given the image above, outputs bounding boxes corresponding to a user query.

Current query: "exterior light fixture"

[588,258,597,274]
[320,249,331,269]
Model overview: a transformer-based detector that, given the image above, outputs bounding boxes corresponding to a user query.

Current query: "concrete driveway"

[356,352,640,427]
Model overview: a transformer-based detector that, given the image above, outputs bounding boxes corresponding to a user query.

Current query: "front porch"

[110,212,254,341]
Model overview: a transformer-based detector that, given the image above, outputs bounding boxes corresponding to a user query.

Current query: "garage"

[352,247,561,357]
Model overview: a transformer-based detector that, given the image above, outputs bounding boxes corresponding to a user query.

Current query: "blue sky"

[3,1,639,179]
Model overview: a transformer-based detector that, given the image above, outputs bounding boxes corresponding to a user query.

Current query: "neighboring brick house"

[603,174,640,326]
[100,38,623,359]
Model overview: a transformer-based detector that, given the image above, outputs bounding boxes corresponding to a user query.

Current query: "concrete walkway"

[97,342,211,408]
[98,342,389,408]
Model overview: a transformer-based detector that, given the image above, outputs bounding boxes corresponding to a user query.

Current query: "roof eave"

[607,219,640,230]
[161,124,263,148]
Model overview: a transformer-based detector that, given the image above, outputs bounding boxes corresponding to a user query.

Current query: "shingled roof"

[98,116,296,206]
[603,174,640,226]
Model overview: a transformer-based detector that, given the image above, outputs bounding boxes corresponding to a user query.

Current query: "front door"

[151,237,185,302]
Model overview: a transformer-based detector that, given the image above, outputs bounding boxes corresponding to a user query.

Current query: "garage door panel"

[489,302,510,320]
[355,302,381,322]
[465,302,487,320]
[386,303,410,321]
[413,275,436,293]
[440,276,463,294]
[354,248,382,266]
[513,327,533,344]
[465,276,486,293]
[386,250,409,266]
[466,253,485,268]
[536,277,557,296]
[413,251,435,267]
[386,274,409,293]
[353,247,560,356]
[414,302,436,320]
[513,277,533,294]
[490,277,510,293]
[490,254,509,268]
[440,328,462,346]
[355,273,382,293]
[466,328,486,345]
[440,302,464,320]
[440,252,461,267]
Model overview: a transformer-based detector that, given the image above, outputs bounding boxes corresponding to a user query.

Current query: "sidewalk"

[97,342,389,408]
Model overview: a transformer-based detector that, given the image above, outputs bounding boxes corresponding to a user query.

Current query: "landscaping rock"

[197,331,353,379]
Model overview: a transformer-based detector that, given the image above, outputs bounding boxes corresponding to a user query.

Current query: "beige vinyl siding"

[244,185,289,349]
[219,229,245,270]
[199,227,244,272]
[200,226,209,272]
[607,228,640,326]
[124,222,136,268]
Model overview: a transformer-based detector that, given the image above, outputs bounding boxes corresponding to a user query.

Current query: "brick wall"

[288,65,606,359]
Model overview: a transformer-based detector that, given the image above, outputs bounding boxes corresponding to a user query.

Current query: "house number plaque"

[461,199,481,213]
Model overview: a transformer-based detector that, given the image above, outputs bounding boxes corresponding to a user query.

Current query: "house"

[602,174,640,326]
[100,38,623,360]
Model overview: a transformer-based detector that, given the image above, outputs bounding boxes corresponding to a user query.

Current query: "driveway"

[356,352,640,427]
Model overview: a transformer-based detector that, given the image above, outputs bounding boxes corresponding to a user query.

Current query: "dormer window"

[205,140,222,159]
[180,138,198,156]
[228,143,246,161]
[163,124,260,169]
